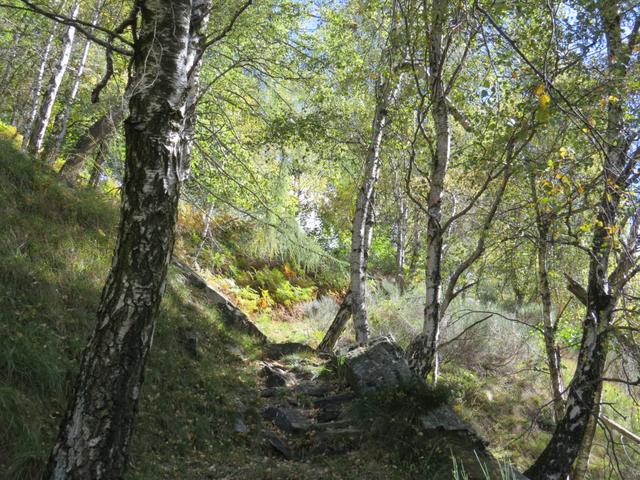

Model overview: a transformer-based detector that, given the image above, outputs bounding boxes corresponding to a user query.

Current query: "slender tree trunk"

[194,203,215,262]
[318,291,353,353]
[58,104,126,183]
[538,238,566,425]
[392,161,408,293]
[407,230,422,278]
[45,5,100,164]
[571,382,603,479]
[21,27,56,147]
[44,1,212,478]
[350,94,387,343]
[88,141,107,187]
[321,194,377,351]
[406,0,450,379]
[525,3,629,478]
[27,2,79,156]
[350,2,402,344]
[529,174,565,424]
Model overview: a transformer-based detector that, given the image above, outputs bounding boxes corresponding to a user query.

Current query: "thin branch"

[16,0,134,55]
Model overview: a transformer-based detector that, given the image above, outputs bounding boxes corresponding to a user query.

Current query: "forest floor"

[0,131,634,479]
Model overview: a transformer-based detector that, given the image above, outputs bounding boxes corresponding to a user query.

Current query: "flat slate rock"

[316,404,342,423]
[294,381,332,397]
[264,430,297,460]
[263,405,311,434]
[313,392,356,407]
[310,427,363,455]
[260,363,294,388]
[344,337,419,393]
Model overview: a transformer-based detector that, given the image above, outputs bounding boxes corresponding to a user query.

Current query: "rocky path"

[257,342,362,462]
[252,338,529,479]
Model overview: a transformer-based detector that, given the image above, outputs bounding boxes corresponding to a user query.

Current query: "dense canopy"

[0,1,639,479]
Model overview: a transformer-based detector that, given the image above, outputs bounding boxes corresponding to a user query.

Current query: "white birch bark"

[525,2,635,478]
[27,2,79,155]
[44,1,215,477]
[406,0,449,378]
[350,0,402,344]
[529,174,566,424]
[45,4,100,163]
[21,27,56,149]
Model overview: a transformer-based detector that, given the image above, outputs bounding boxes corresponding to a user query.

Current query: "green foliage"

[0,121,22,147]
[250,267,316,307]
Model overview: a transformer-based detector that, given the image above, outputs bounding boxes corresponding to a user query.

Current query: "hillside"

[0,130,465,479]
[0,122,530,480]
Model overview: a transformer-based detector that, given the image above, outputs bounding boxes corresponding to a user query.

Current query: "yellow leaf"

[539,93,551,107]
[559,146,568,158]
[608,95,619,104]
[534,84,545,96]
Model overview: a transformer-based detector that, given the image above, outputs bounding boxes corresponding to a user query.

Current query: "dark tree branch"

[17,0,134,55]
[564,273,588,306]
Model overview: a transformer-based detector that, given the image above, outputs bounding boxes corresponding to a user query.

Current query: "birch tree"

[26,1,79,155]
[58,102,127,183]
[40,0,254,477]
[525,1,640,477]
[44,3,101,164]
[529,172,566,424]
[21,23,56,148]
[398,0,520,379]
[349,0,403,344]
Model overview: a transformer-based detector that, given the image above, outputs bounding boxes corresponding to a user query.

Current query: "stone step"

[262,405,312,434]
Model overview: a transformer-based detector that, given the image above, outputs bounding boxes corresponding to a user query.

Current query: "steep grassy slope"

[0,134,264,479]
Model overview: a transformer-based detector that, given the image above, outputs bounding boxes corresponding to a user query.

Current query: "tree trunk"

[350,94,385,344]
[571,382,603,479]
[21,27,56,148]
[194,203,215,262]
[88,142,107,187]
[27,2,79,156]
[44,1,211,478]
[318,291,353,353]
[406,0,450,379]
[58,104,126,183]
[321,191,377,352]
[350,2,402,344]
[529,174,565,424]
[392,160,408,293]
[44,4,100,164]
[525,3,630,478]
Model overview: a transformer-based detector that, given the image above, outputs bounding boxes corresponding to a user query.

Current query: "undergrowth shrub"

[348,380,452,440]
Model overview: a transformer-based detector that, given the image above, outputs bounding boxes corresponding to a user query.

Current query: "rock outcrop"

[343,336,420,393]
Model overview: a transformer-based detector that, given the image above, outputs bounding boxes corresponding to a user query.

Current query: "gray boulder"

[343,337,419,393]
